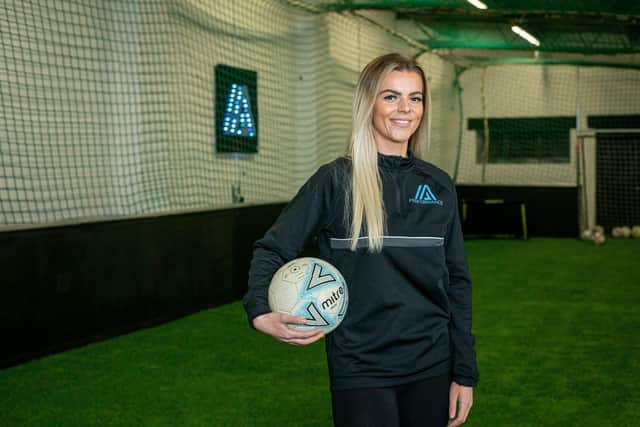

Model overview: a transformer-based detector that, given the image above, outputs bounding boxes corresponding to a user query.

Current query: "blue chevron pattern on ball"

[268,257,348,334]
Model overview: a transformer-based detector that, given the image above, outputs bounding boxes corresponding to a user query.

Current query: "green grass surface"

[1,238,639,426]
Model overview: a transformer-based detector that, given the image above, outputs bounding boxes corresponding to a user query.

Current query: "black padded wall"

[0,204,285,368]
[456,185,579,238]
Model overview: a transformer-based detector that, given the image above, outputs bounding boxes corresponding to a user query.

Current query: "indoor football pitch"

[1,238,638,427]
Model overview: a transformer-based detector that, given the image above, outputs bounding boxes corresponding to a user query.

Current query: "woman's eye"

[411,97,423,103]
[383,94,397,101]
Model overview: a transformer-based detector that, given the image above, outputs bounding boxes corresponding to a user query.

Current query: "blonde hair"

[345,53,431,252]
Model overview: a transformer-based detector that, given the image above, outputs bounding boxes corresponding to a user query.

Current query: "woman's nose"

[397,98,410,112]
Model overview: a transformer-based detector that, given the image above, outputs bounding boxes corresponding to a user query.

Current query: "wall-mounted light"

[511,25,540,46]
[467,0,488,9]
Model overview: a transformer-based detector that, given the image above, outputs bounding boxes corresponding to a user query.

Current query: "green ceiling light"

[511,25,540,46]
[467,0,488,9]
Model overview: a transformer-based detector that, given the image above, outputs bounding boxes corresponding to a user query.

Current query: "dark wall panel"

[0,204,285,368]
[456,185,579,237]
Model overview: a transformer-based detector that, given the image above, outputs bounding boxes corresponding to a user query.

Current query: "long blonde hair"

[345,53,431,252]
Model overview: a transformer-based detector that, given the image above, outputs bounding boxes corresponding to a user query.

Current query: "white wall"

[0,1,152,223]
[417,52,460,174]
[0,1,414,227]
[455,65,579,186]
[453,65,640,187]
[3,0,638,228]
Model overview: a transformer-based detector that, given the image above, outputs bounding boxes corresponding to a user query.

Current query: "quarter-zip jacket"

[244,152,479,390]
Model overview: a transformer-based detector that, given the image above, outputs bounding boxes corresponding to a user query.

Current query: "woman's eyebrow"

[378,89,424,96]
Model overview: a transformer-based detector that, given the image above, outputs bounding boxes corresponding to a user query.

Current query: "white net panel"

[0,1,416,228]
[2,0,639,232]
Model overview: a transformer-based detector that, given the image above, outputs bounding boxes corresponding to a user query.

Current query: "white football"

[268,257,348,334]
[620,226,632,238]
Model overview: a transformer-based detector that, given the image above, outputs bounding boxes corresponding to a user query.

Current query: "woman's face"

[371,70,424,156]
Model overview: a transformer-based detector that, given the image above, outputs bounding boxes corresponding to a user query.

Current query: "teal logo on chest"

[409,184,443,205]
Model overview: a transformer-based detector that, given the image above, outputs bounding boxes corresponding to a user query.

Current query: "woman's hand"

[448,382,473,426]
[252,312,325,346]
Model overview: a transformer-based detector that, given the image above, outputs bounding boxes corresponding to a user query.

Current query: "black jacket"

[244,152,478,390]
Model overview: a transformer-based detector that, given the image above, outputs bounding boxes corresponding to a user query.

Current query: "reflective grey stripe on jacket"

[329,236,444,249]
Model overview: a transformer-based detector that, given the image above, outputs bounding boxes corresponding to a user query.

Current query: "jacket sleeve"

[445,189,479,387]
[242,164,338,326]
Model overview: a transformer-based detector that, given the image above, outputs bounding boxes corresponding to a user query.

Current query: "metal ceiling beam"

[413,30,639,54]
[397,10,640,27]
[314,1,640,56]
[319,1,640,16]
[401,10,640,54]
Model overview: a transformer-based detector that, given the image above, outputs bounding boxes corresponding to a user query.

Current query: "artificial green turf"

[1,238,638,426]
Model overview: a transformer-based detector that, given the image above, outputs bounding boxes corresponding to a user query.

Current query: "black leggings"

[331,374,450,427]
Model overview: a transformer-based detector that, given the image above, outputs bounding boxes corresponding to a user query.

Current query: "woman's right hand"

[252,312,325,346]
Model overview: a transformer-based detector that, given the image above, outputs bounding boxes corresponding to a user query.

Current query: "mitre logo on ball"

[268,257,348,334]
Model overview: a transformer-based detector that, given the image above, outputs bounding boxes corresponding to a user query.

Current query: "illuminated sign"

[215,64,258,153]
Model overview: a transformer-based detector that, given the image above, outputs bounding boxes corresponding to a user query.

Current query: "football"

[268,257,348,334]
[580,229,593,240]
[620,226,632,238]
[593,231,606,245]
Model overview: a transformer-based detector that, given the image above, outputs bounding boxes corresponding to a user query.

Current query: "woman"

[243,53,478,427]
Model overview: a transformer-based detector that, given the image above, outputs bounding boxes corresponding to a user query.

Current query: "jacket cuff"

[246,305,271,329]
[452,375,478,387]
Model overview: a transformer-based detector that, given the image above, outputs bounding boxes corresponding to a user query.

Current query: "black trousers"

[331,374,450,427]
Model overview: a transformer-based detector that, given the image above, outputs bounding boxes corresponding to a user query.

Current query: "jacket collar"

[377,150,415,171]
